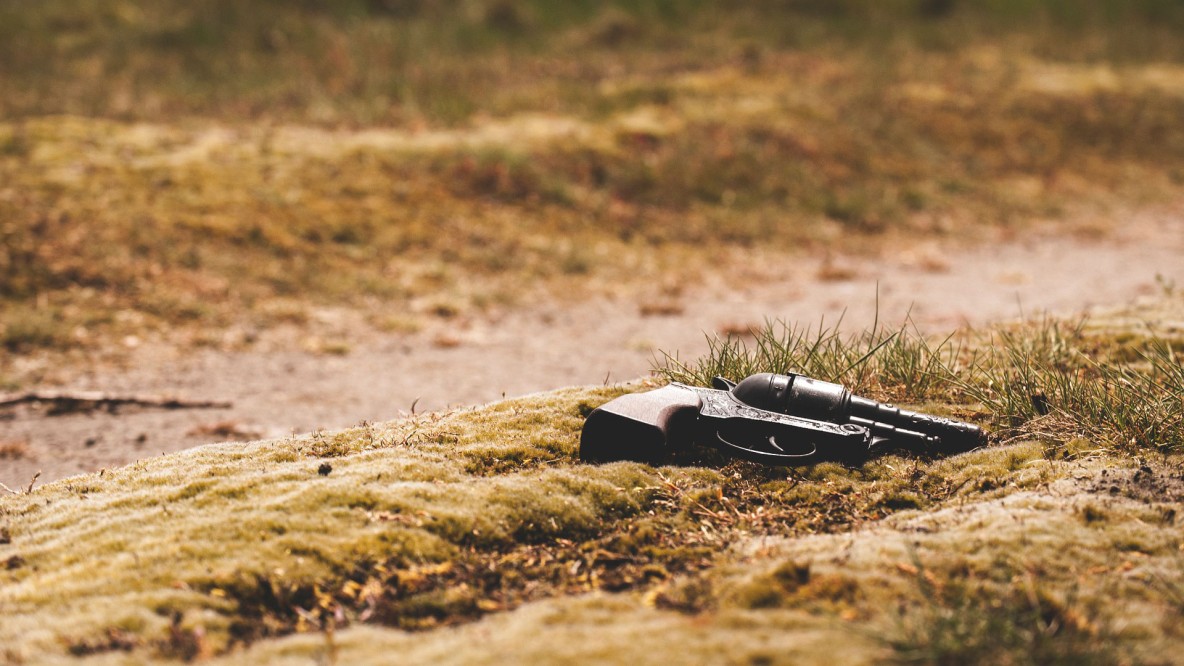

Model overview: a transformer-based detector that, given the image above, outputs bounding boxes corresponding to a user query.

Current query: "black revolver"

[579,373,984,466]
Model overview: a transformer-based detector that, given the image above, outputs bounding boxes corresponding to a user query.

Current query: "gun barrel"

[730,373,983,453]
[848,396,983,452]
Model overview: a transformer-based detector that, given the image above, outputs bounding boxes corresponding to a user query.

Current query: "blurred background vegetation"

[2,0,1183,358]
[4,0,1184,123]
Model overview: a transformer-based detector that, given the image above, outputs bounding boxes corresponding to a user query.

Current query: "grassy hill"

[3,296,1182,664]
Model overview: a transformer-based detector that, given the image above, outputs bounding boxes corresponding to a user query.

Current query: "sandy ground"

[2,206,1183,488]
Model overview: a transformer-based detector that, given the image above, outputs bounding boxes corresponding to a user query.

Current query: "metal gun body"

[727,373,983,454]
[579,373,984,466]
[580,383,872,466]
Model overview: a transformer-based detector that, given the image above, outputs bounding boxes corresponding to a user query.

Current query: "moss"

[734,560,861,612]
[6,440,1184,665]
[888,575,1124,666]
[6,302,1184,663]
[876,491,925,512]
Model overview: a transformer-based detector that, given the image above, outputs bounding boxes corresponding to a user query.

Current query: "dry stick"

[0,391,232,412]
[0,471,40,496]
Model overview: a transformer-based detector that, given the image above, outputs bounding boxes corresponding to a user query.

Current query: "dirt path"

[2,207,1182,488]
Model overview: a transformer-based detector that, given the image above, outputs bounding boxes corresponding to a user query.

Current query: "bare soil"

[2,206,1182,488]
[1093,463,1184,504]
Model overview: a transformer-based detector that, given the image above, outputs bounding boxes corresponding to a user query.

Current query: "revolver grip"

[579,385,701,465]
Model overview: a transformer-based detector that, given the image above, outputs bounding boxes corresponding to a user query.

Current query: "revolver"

[579,373,984,466]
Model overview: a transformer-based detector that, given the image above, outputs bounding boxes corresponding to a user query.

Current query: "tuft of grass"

[656,297,1184,456]
[963,321,1184,453]
[654,315,968,404]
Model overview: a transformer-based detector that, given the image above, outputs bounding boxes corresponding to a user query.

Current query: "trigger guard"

[713,429,822,465]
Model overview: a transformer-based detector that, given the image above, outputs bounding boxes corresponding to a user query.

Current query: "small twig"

[24,472,40,494]
[1,472,41,495]
[0,391,231,414]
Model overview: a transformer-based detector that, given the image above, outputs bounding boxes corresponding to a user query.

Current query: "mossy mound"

[5,297,1184,663]
[3,383,1182,663]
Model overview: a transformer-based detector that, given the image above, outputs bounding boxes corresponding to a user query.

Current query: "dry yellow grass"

[5,2,1184,365]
